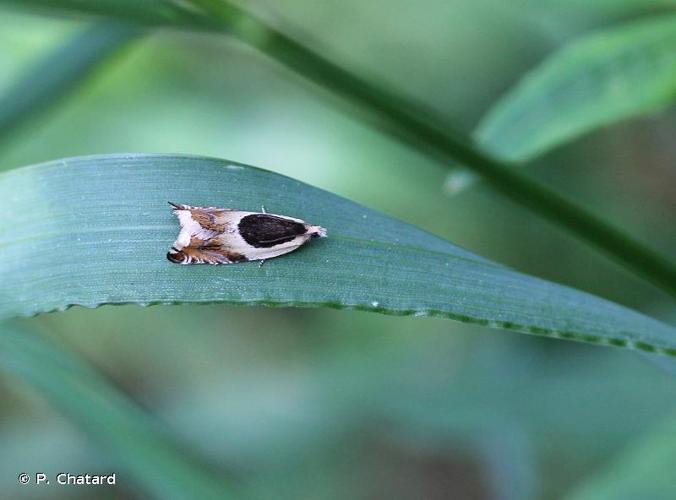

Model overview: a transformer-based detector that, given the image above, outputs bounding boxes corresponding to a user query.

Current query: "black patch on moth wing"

[238,214,307,248]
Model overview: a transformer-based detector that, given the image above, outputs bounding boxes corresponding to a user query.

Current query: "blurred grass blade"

[1,153,676,355]
[0,0,193,25]
[0,21,140,150]
[4,1,675,299]
[564,415,676,500]
[0,323,237,499]
[534,0,676,17]
[447,14,676,194]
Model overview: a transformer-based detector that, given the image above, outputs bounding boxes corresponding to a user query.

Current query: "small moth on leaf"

[167,202,327,265]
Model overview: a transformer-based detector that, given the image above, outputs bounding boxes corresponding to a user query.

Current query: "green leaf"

[0,323,237,499]
[3,1,676,298]
[1,153,675,354]
[0,21,141,150]
[564,414,676,500]
[536,0,676,17]
[446,14,676,194]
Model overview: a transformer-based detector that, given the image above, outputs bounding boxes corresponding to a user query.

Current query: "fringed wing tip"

[167,245,247,265]
[168,201,188,210]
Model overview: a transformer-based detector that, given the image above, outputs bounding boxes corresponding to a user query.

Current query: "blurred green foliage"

[447,13,676,192]
[1,1,676,499]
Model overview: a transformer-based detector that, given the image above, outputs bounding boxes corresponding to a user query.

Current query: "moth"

[167,202,327,265]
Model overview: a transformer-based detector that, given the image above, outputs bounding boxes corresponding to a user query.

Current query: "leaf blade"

[1,154,675,355]
[448,14,676,193]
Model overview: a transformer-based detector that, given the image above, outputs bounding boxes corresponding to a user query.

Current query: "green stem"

[188,1,676,298]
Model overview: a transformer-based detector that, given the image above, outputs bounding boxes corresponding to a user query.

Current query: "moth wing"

[237,213,310,248]
[169,202,233,213]
[210,210,246,230]
[236,241,305,262]
[168,238,248,265]
[170,206,236,234]
[168,203,244,264]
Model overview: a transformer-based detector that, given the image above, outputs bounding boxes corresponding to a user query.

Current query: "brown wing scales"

[190,210,227,232]
[167,243,246,265]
